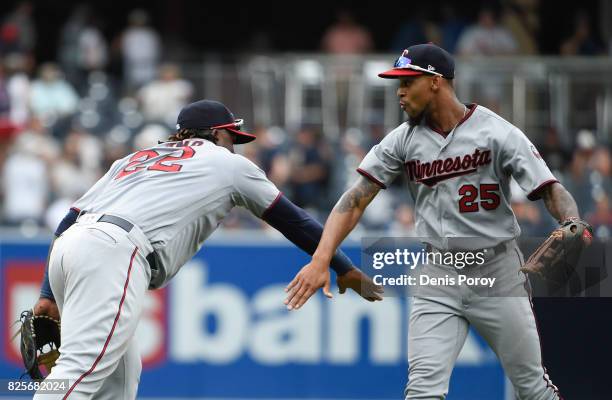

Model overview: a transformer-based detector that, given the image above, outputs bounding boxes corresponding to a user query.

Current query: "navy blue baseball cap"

[378,43,455,79]
[176,100,256,144]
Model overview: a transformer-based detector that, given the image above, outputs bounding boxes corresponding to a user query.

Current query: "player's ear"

[211,129,220,143]
[431,75,441,91]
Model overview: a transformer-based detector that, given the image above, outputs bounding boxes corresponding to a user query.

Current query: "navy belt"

[95,213,159,283]
[97,214,134,232]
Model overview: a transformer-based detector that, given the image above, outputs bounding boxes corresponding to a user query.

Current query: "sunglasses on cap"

[393,55,443,77]
[210,118,256,144]
[210,119,244,130]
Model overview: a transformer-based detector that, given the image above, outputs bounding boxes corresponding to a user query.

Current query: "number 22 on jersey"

[114,146,195,180]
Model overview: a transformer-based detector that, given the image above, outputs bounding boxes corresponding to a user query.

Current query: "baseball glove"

[16,310,61,380]
[520,218,593,284]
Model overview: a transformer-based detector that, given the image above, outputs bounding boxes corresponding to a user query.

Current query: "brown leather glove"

[520,218,593,284]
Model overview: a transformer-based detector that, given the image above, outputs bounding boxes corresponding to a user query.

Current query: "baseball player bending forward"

[32,100,382,399]
[285,44,580,399]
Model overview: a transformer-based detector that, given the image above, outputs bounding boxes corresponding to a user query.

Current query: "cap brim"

[226,128,256,144]
[378,68,426,79]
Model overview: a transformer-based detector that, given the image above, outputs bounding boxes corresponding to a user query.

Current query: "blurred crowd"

[0,1,610,239]
[320,1,608,56]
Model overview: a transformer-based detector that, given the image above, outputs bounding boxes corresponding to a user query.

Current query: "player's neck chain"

[447,104,468,134]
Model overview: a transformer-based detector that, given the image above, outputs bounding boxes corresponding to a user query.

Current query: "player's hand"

[284,260,331,310]
[33,297,60,321]
[337,268,384,302]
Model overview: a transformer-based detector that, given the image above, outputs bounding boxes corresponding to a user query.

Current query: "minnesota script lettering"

[405,149,492,186]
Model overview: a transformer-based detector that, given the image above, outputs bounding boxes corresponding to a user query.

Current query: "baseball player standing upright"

[32,99,382,399]
[285,44,584,399]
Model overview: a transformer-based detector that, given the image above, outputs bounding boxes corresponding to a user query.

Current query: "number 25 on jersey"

[458,183,500,213]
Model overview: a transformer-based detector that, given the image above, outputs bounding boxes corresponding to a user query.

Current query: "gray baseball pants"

[405,244,561,400]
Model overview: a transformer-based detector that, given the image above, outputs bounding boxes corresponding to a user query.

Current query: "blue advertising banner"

[0,236,504,399]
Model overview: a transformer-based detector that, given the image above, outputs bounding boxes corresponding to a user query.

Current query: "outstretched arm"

[262,195,355,276]
[262,192,383,303]
[284,176,382,310]
[312,176,381,264]
[539,182,580,221]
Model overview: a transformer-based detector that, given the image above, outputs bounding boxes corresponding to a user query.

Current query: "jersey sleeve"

[500,128,558,200]
[357,127,406,189]
[231,155,281,217]
[72,160,122,211]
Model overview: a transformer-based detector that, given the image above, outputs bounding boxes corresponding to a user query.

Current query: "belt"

[425,241,508,259]
[93,214,159,282]
[97,214,134,232]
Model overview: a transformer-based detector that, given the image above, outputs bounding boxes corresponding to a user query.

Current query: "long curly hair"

[167,128,217,143]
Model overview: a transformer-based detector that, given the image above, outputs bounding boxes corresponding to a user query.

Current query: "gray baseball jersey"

[359,104,562,399]
[73,138,280,287]
[357,104,557,248]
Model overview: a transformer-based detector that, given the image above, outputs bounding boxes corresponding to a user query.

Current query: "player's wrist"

[312,253,333,267]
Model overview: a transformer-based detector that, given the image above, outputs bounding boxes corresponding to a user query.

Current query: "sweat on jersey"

[73,139,280,288]
[357,104,558,250]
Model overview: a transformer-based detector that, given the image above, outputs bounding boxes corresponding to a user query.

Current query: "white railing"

[184,54,612,145]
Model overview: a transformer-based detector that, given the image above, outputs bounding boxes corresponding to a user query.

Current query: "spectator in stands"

[59,5,109,93]
[50,129,101,200]
[439,3,468,54]
[0,21,20,55]
[59,5,90,86]
[537,127,572,176]
[102,127,130,171]
[29,63,79,126]
[0,62,15,168]
[456,6,518,56]
[132,123,169,151]
[512,201,552,237]
[120,9,161,90]
[2,118,58,226]
[391,10,440,52]
[5,117,58,162]
[137,63,193,127]
[0,1,35,56]
[4,53,30,127]
[510,178,554,237]
[591,146,611,180]
[564,129,597,216]
[589,146,612,201]
[251,126,290,190]
[288,127,330,210]
[456,6,518,112]
[43,126,102,231]
[360,188,395,231]
[2,149,47,226]
[341,129,367,175]
[500,0,540,55]
[76,17,108,88]
[586,193,612,239]
[560,11,604,56]
[0,63,10,119]
[321,10,373,54]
